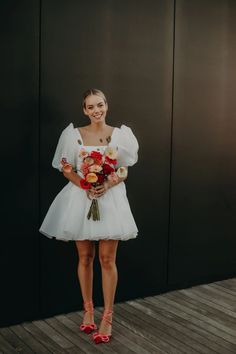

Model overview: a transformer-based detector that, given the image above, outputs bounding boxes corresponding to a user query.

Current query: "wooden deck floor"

[1,278,236,353]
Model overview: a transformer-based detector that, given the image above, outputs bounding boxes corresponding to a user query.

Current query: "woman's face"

[83,94,108,124]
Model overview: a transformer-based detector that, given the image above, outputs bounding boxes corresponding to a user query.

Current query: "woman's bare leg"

[98,240,119,334]
[75,240,95,324]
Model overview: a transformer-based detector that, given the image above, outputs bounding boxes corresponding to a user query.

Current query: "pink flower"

[89,164,103,173]
[79,149,89,159]
[80,162,90,175]
[108,172,119,184]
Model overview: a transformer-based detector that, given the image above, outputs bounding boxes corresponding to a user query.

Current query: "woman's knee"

[79,253,94,267]
[99,254,116,270]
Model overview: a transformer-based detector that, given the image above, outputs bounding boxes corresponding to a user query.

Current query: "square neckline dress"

[39,122,139,242]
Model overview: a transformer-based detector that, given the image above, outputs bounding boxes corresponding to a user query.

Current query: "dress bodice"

[52,122,139,172]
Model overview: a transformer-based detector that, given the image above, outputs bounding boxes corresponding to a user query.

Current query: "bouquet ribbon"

[87,197,100,221]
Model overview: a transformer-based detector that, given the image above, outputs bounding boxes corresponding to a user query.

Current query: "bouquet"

[78,147,127,221]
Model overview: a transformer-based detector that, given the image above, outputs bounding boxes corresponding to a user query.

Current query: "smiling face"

[83,94,108,124]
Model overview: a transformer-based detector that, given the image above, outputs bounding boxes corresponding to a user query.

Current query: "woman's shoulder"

[118,124,137,137]
[58,123,78,144]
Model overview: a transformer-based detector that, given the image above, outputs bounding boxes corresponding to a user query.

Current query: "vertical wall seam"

[166,0,176,288]
[38,0,42,317]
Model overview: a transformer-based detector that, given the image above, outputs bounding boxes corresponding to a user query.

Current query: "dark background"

[1,0,236,327]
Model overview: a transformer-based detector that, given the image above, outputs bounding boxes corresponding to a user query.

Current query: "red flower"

[103,164,115,175]
[105,156,117,165]
[80,179,91,190]
[97,174,106,184]
[90,151,103,161]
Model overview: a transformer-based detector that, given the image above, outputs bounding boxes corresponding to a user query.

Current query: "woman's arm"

[60,159,82,188]
[62,169,82,188]
[104,173,128,190]
[93,168,128,198]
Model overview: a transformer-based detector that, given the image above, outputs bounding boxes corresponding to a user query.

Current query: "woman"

[39,88,139,344]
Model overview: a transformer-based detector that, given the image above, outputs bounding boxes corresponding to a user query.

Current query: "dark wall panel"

[0,0,40,326]
[169,0,236,287]
[40,0,174,315]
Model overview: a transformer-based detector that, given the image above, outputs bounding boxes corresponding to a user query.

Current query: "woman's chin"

[93,117,105,123]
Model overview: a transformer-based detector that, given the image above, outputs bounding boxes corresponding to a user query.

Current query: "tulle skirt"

[39,181,138,242]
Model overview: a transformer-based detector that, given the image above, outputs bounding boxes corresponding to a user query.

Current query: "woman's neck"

[89,122,107,132]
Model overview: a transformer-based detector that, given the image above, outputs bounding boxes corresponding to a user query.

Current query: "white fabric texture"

[39,122,139,242]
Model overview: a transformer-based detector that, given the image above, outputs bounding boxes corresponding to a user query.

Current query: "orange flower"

[79,148,89,158]
[86,173,98,183]
[84,157,95,165]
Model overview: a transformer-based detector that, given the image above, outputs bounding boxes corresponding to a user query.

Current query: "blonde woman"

[39,88,139,344]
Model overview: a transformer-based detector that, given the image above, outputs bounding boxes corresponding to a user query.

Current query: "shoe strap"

[83,300,94,314]
[102,309,113,325]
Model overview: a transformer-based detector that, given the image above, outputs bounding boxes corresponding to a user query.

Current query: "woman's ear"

[83,107,88,116]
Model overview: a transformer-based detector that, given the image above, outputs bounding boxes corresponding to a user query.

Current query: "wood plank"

[189,286,235,311]
[115,302,195,354]
[147,296,236,353]
[2,277,236,353]
[109,304,175,354]
[225,278,236,286]
[7,324,51,354]
[162,293,236,342]
[166,290,236,328]
[179,288,236,320]
[201,284,236,309]
[137,297,229,354]
[0,333,19,354]
[0,327,33,354]
[210,283,236,296]
[55,312,123,354]
[217,279,236,291]
[129,298,217,354]
[94,309,166,354]
[21,321,66,353]
[32,319,74,350]
[45,316,97,354]
[72,309,155,354]
[120,301,204,354]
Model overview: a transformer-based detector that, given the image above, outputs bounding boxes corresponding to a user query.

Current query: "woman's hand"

[86,182,111,199]
[60,159,73,173]
[86,186,97,199]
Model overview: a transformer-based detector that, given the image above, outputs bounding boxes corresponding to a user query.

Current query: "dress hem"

[39,230,138,242]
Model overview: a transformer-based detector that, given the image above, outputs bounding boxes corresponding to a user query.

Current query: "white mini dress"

[39,122,139,242]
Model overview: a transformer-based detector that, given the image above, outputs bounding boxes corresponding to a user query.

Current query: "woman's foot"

[92,309,113,344]
[80,301,97,334]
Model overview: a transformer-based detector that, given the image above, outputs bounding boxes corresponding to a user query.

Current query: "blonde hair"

[82,88,107,108]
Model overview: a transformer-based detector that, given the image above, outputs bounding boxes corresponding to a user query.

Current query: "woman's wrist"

[105,177,122,190]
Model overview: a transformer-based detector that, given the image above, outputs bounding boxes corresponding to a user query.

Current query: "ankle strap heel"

[80,300,97,334]
[102,309,113,325]
[92,309,113,344]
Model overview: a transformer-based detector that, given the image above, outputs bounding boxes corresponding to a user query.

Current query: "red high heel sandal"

[80,301,97,334]
[92,309,113,344]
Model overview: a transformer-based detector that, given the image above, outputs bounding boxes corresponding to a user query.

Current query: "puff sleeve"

[116,125,139,168]
[52,123,78,172]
